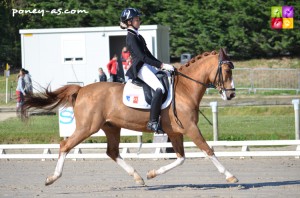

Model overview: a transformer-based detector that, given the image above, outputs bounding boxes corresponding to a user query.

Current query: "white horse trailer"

[20,25,170,90]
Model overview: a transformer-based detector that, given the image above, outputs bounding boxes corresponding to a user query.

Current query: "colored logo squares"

[283,6,294,18]
[271,6,294,29]
[271,18,282,29]
[283,18,293,29]
[271,6,282,18]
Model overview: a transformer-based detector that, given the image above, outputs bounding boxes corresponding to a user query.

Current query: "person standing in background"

[98,67,107,82]
[22,68,33,94]
[107,54,118,82]
[16,69,26,115]
[121,46,131,82]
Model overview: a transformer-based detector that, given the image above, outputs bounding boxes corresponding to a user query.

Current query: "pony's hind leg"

[187,126,238,183]
[147,134,185,179]
[45,127,93,186]
[103,125,145,186]
[45,148,67,186]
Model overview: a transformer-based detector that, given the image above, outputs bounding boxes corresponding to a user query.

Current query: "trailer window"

[61,34,86,64]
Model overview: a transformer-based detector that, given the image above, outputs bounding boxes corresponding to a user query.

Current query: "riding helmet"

[120,8,142,23]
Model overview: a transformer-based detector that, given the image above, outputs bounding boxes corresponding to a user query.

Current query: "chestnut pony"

[22,48,238,186]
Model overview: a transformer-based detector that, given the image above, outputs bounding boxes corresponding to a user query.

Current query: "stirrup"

[147,121,165,134]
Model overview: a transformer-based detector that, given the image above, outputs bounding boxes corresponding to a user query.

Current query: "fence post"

[137,136,142,143]
[5,75,8,103]
[292,99,300,140]
[210,101,218,141]
[250,69,254,94]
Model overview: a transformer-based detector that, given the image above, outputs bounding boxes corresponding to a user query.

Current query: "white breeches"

[137,64,165,94]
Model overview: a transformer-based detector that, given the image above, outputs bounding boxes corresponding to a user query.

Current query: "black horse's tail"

[21,85,82,119]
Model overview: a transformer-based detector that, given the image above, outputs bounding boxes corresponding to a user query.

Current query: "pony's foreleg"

[147,133,185,179]
[206,154,238,183]
[115,155,145,186]
[45,152,67,186]
[147,157,185,179]
[188,126,238,183]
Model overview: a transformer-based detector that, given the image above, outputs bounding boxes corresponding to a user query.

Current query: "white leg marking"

[155,157,185,175]
[45,152,67,185]
[116,156,135,176]
[116,155,145,185]
[208,154,233,179]
[54,152,67,177]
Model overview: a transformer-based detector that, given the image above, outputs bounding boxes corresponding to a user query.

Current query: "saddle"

[123,71,173,109]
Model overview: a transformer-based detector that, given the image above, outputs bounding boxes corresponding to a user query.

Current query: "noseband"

[211,60,236,92]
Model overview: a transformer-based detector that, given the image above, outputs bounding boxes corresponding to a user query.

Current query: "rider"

[120,8,174,134]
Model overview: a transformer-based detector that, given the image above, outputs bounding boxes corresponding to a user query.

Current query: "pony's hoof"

[226,176,239,183]
[45,176,55,186]
[135,178,145,186]
[133,172,145,186]
[146,169,156,179]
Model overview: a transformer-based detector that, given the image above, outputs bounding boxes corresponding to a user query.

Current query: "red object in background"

[271,18,283,29]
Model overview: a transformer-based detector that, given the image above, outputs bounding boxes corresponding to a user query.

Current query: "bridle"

[174,59,236,92]
[171,57,235,128]
[212,60,236,92]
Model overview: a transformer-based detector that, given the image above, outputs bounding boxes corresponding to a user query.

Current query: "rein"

[171,72,183,128]
[174,60,235,91]
[171,59,235,128]
[174,70,216,89]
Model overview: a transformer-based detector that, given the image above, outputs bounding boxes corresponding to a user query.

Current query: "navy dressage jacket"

[125,29,162,79]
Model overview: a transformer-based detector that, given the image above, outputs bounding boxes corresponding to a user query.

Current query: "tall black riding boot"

[147,88,164,134]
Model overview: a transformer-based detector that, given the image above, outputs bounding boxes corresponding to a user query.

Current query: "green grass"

[0,106,295,144]
[254,90,299,96]
[233,57,300,69]
[197,106,294,141]
[0,115,60,144]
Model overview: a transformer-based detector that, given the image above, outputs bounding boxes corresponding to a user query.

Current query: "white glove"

[162,63,174,71]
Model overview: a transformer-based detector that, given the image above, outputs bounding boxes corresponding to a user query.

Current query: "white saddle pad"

[122,74,173,109]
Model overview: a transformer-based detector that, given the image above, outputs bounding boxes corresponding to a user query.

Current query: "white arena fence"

[0,140,299,160]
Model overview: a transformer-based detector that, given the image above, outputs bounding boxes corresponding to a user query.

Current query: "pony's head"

[210,48,235,100]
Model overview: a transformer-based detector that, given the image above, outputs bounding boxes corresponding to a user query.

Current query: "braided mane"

[178,50,218,71]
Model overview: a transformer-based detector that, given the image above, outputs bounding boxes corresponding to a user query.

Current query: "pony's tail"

[21,85,82,119]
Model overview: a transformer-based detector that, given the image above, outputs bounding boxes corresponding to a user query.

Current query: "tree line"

[1,0,299,70]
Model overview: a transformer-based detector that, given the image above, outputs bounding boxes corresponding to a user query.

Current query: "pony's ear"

[219,48,229,61]
[219,48,225,61]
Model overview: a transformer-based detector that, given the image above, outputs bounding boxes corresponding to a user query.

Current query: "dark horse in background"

[22,48,238,186]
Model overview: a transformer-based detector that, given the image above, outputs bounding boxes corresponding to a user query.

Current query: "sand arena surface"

[0,157,299,197]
